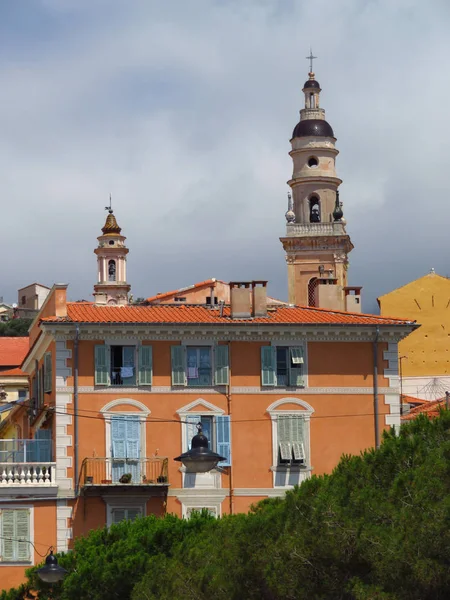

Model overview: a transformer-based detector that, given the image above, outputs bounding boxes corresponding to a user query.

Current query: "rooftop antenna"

[105,194,113,214]
[306,48,317,74]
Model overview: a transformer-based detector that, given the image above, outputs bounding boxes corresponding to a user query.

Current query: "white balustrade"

[0,463,56,486]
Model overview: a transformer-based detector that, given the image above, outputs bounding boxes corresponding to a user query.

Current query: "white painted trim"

[383,342,400,430]
[55,339,73,491]
[267,398,314,487]
[176,398,225,416]
[267,397,314,413]
[232,488,289,497]
[100,399,149,462]
[100,398,150,415]
[56,385,397,395]
[56,500,72,554]
[0,504,35,566]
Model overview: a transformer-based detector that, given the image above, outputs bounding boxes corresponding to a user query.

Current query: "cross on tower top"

[105,194,113,214]
[306,48,317,74]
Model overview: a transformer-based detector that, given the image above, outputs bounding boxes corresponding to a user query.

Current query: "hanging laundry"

[187,366,199,379]
[121,366,134,379]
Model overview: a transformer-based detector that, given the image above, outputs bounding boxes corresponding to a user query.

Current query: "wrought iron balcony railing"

[81,457,169,486]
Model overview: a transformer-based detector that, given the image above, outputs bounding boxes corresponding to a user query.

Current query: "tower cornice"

[287,176,342,187]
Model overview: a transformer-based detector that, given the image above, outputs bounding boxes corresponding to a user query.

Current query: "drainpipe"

[373,326,380,449]
[74,325,80,495]
[226,341,234,515]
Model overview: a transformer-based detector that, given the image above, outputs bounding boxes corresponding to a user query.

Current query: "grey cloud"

[0,0,449,313]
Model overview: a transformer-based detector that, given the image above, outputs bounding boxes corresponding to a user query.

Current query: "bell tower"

[280,60,361,312]
[93,207,131,306]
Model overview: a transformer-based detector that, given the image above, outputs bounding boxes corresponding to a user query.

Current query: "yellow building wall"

[379,273,450,377]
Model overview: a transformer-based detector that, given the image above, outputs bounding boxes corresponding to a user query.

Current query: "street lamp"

[174,423,226,473]
[37,550,67,584]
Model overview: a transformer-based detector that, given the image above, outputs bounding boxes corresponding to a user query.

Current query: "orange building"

[0,69,417,589]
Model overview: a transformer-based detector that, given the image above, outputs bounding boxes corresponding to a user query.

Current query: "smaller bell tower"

[93,206,131,306]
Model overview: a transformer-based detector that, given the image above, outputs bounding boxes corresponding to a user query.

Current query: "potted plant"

[119,473,132,484]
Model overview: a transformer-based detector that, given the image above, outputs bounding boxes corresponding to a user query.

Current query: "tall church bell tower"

[281,63,362,312]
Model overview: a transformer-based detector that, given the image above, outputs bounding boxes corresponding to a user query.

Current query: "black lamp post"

[37,550,67,584]
[174,423,226,473]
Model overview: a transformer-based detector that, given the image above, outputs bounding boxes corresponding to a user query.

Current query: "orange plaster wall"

[308,341,389,387]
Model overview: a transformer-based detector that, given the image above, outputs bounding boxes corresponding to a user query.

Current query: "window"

[44,352,52,394]
[261,346,305,387]
[21,296,26,306]
[111,507,142,524]
[184,414,231,467]
[1,509,31,563]
[307,157,318,168]
[185,506,218,519]
[171,345,229,387]
[95,344,152,387]
[277,416,306,465]
[206,296,219,305]
[18,390,27,401]
[174,297,186,302]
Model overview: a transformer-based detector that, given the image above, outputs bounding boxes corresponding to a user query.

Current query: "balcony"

[0,439,56,494]
[81,457,169,496]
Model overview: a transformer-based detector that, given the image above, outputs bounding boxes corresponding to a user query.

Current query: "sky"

[0,0,449,313]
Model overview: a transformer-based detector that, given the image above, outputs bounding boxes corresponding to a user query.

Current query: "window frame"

[261,342,307,388]
[171,341,229,388]
[106,500,146,527]
[0,506,34,566]
[95,342,153,388]
[267,398,314,487]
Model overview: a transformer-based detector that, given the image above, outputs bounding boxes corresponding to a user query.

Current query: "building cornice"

[41,322,415,344]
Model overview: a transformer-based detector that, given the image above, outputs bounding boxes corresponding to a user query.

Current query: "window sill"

[0,561,32,566]
[270,465,313,473]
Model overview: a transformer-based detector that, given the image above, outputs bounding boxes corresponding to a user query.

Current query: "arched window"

[309,196,321,223]
[308,277,319,307]
[310,92,315,108]
[108,260,116,282]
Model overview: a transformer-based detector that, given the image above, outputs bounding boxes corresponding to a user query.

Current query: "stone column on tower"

[93,209,131,305]
[280,68,362,312]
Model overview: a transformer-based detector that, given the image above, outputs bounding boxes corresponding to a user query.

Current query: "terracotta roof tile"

[0,367,27,377]
[146,279,226,303]
[402,398,447,421]
[0,337,29,366]
[40,302,416,327]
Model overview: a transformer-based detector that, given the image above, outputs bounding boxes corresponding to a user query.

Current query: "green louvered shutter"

[95,345,110,386]
[171,346,186,386]
[112,509,126,524]
[214,345,229,385]
[261,346,276,386]
[289,347,305,387]
[16,510,30,561]
[44,353,52,393]
[2,510,15,561]
[138,345,153,385]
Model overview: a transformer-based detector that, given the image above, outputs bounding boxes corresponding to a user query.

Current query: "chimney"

[252,281,267,317]
[230,282,252,318]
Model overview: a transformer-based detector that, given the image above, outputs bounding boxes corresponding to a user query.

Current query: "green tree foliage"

[4,413,450,599]
[0,319,32,337]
